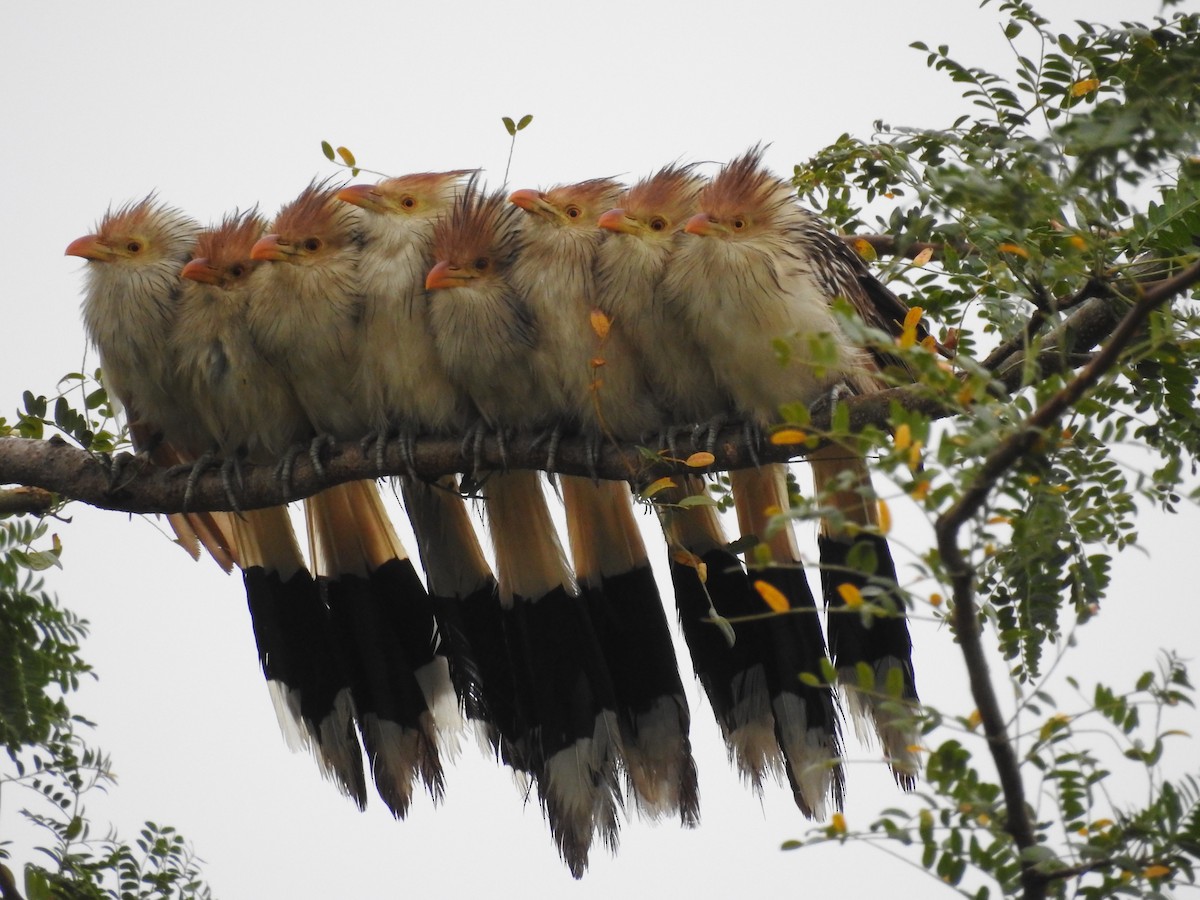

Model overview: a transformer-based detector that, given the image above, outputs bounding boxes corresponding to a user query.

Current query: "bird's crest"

[432,180,522,269]
[623,163,704,229]
[272,179,360,249]
[93,195,197,259]
[542,177,623,220]
[195,209,266,268]
[698,145,794,226]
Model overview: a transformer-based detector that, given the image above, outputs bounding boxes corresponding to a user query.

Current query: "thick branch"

[933,256,1200,900]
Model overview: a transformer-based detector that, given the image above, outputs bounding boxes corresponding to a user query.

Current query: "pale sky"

[2,1,1197,897]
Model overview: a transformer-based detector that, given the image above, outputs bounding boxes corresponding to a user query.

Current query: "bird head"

[426,186,521,291]
[597,164,703,242]
[337,170,474,220]
[251,181,360,266]
[66,196,197,268]
[509,178,622,230]
[181,211,266,288]
[684,146,792,240]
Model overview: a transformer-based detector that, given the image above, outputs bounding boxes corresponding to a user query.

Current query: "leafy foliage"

[0,521,213,899]
[781,3,1200,897]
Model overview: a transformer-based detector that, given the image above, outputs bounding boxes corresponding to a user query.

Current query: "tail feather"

[563,476,698,826]
[485,471,623,876]
[306,484,448,814]
[729,466,845,817]
[810,446,920,788]
[401,475,496,730]
[232,508,366,806]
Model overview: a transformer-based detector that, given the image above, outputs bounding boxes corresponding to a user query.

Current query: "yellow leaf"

[903,306,925,331]
[1143,865,1171,879]
[830,812,847,834]
[912,247,934,267]
[908,440,924,472]
[877,499,892,535]
[852,239,877,262]
[1068,234,1087,251]
[754,579,790,613]
[998,242,1029,258]
[920,334,938,353]
[336,145,356,167]
[696,561,708,584]
[589,308,611,340]
[836,583,863,609]
[1071,77,1100,97]
[967,709,982,731]
[770,428,808,445]
[898,305,924,349]
[929,592,943,607]
[911,479,931,501]
[893,423,912,451]
[643,477,676,499]
[685,451,715,468]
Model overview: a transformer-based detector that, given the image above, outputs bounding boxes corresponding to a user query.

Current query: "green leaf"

[517,113,533,131]
[502,116,516,136]
[320,140,335,161]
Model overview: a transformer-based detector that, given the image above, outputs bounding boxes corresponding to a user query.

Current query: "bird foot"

[742,420,763,467]
[103,449,147,491]
[810,383,855,422]
[219,456,246,514]
[273,442,309,495]
[177,451,218,510]
[530,424,564,474]
[461,421,506,476]
[692,414,728,455]
[583,433,603,483]
[309,433,335,481]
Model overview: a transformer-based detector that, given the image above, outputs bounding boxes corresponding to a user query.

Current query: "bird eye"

[303,237,322,252]
[649,217,667,232]
[473,257,489,271]
[732,218,746,230]
[228,264,245,278]
[401,196,416,209]
[126,241,142,253]
[565,206,581,219]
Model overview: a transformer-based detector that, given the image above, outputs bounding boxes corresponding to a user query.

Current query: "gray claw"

[743,420,762,467]
[219,457,244,514]
[309,434,333,481]
[182,452,218,510]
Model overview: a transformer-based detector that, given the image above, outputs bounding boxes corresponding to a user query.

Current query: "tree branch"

[933,256,1200,900]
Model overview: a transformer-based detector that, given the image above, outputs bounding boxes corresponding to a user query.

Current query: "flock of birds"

[65,146,923,877]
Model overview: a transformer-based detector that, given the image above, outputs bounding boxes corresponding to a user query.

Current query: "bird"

[596,164,846,817]
[508,178,699,825]
[335,170,520,755]
[425,184,622,878]
[173,210,366,806]
[665,145,919,786]
[246,181,456,817]
[65,198,235,573]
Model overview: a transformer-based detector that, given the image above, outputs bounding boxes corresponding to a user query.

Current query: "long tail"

[561,475,698,827]
[305,480,453,817]
[728,465,844,818]
[660,475,785,795]
[229,506,365,807]
[809,443,919,788]
[400,475,526,766]
[485,469,622,880]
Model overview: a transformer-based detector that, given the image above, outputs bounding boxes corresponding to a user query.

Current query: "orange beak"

[65,234,108,260]
[507,188,542,211]
[425,260,462,290]
[249,234,290,261]
[684,213,718,236]
[597,208,636,234]
[180,258,219,284]
[336,184,383,211]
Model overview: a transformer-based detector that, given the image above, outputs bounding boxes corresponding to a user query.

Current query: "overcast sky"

[2,1,1197,897]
